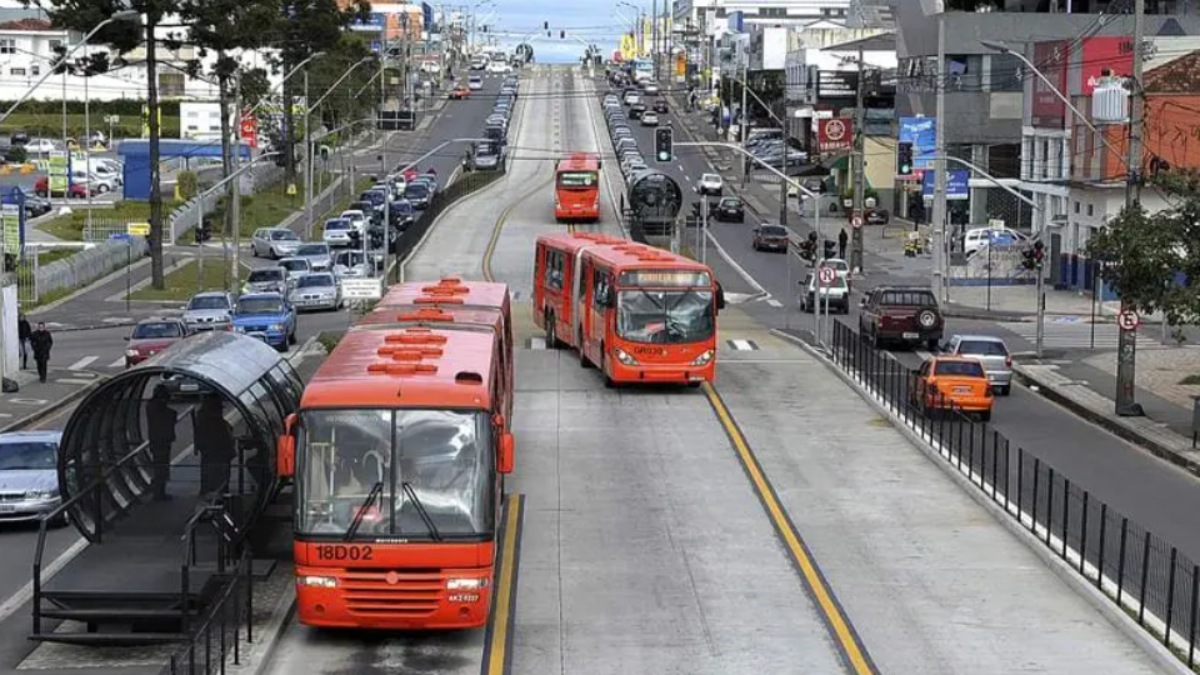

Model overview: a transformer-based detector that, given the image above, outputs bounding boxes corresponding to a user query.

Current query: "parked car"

[752,224,790,252]
[909,356,994,421]
[125,317,192,367]
[698,173,723,197]
[798,270,850,314]
[232,293,297,351]
[33,176,91,199]
[288,272,343,312]
[182,291,234,332]
[858,286,944,351]
[242,267,289,295]
[0,430,67,525]
[250,227,301,259]
[942,334,1013,395]
[866,208,890,225]
[322,218,356,247]
[714,196,744,222]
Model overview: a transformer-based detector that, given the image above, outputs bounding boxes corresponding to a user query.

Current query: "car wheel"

[97,184,110,193]
[600,348,616,388]
[289,330,297,345]
[873,330,884,350]
[269,247,278,260]
[979,410,992,423]
[926,338,939,352]
[999,385,1011,396]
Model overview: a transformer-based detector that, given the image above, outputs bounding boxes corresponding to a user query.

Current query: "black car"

[653,98,668,114]
[404,182,431,209]
[714,197,744,223]
[629,103,647,120]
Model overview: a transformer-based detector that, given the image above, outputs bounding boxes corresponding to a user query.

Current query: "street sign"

[851,215,864,230]
[818,266,836,285]
[126,222,150,236]
[342,277,383,300]
[1117,310,1140,331]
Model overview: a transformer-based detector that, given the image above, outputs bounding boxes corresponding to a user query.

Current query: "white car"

[823,258,850,280]
[468,76,483,90]
[339,209,368,234]
[623,91,641,106]
[277,257,312,283]
[643,82,660,95]
[487,60,510,73]
[322,218,355,247]
[640,111,659,126]
[698,173,724,196]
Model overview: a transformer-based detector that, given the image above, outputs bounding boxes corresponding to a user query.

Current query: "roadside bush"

[177,170,199,201]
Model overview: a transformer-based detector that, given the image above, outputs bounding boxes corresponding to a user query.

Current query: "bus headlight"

[614,348,638,366]
[691,350,714,366]
[447,577,489,590]
[300,576,338,588]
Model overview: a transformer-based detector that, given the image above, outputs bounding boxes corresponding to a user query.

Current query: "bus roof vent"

[378,345,444,359]
[455,371,484,385]
[421,278,469,293]
[396,307,455,321]
[385,330,449,345]
[413,295,465,305]
[367,363,438,376]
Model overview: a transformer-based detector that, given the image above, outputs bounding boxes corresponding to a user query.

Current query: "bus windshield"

[616,289,715,344]
[557,171,597,189]
[297,409,494,540]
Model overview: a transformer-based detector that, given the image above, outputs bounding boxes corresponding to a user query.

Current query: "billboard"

[1081,36,1134,95]
[421,2,432,30]
[817,70,858,99]
[899,117,936,176]
[818,118,853,153]
[922,170,970,201]
[350,12,385,31]
[1031,40,1068,127]
[620,33,637,61]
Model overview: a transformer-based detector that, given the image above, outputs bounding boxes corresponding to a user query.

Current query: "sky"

[478,0,633,62]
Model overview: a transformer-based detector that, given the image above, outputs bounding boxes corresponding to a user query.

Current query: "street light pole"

[850,46,865,275]
[304,68,314,239]
[931,13,947,303]
[1116,0,1146,416]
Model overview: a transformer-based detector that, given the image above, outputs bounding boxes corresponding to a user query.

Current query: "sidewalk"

[0,367,101,432]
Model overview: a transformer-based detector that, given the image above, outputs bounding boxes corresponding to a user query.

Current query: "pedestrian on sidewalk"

[17,314,30,370]
[147,385,177,501]
[838,228,848,260]
[30,322,52,383]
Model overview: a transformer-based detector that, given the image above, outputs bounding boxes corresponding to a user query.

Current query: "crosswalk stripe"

[107,356,126,368]
[998,321,1123,348]
[68,356,98,371]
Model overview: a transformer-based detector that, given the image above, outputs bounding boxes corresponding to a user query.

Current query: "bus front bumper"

[294,566,494,630]
[608,355,715,384]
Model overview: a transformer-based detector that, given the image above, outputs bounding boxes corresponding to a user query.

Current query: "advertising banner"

[620,33,637,61]
[898,117,936,176]
[0,186,26,257]
[922,169,970,200]
[1031,40,1069,127]
[1081,36,1134,95]
[676,53,686,77]
[350,12,385,32]
[818,118,853,153]
[47,152,71,195]
[239,109,258,149]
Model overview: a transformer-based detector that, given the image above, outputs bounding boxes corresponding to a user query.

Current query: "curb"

[941,306,1116,323]
[28,256,154,316]
[1012,364,1200,478]
[770,328,1196,675]
[0,375,104,432]
[231,585,296,675]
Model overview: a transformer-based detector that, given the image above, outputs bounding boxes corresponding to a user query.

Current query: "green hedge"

[0,100,181,117]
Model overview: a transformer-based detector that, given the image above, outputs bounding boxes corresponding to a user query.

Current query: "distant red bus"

[554,152,601,223]
[532,231,722,386]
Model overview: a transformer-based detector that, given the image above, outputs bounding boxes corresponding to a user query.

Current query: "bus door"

[577,256,594,351]
[587,266,612,359]
[533,243,546,316]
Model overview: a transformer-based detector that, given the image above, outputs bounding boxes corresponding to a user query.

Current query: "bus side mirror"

[277,413,297,478]
[498,432,515,474]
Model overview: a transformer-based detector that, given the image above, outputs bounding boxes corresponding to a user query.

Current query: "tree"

[29,0,179,289]
[1085,172,1200,325]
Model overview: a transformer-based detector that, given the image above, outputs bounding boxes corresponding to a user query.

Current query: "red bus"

[532,231,722,386]
[277,281,515,630]
[554,152,601,223]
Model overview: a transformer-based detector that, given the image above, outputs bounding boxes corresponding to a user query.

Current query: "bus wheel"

[545,312,559,349]
[579,332,592,369]
[601,349,617,388]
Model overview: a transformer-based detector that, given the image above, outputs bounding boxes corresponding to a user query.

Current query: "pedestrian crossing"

[997,319,1123,349]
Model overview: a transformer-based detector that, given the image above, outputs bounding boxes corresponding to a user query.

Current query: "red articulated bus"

[532,231,722,386]
[276,278,516,630]
[553,152,601,223]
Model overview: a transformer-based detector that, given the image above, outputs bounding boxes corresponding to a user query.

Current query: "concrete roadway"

[619,90,1200,568]
[260,64,1174,675]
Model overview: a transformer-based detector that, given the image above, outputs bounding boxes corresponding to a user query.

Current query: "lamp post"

[981,36,1141,412]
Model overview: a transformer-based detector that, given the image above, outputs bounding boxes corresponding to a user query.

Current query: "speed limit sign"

[1117,310,1140,331]
[851,215,864,230]
[819,266,837,285]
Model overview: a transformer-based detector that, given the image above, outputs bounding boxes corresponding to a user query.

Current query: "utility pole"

[931,13,947,302]
[303,68,314,239]
[652,0,658,81]
[850,46,866,274]
[1115,0,1145,417]
[739,59,748,187]
[779,94,788,225]
[232,78,243,295]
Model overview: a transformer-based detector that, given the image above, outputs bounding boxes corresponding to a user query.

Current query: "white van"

[963,226,1026,255]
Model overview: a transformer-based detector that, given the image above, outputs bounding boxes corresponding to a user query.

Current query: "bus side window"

[593,269,610,310]
[547,250,564,291]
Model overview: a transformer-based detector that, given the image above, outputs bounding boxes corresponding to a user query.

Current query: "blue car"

[232,293,297,351]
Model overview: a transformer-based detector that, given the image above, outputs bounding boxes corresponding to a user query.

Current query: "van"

[963,226,1025,256]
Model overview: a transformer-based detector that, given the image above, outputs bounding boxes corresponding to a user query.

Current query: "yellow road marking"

[481,177,552,282]
[702,382,878,675]
[483,492,524,675]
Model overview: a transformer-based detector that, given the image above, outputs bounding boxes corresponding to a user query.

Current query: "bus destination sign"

[619,270,712,287]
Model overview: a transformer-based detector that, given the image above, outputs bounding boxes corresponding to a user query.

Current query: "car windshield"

[702,174,720,183]
[248,270,284,283]
[238,298,284,314]
[269,230,298,241]
[279,260,309,272]
[557,171,598,189]
[393,201,413,214]
[337,252,366,266]
[298,274,335,289]
[0,441,57,471]
[934,361,986,378]
[297,244,329,257]
[342,212,363,221]
[325,220,350,231]
[405,184,429,196]
[297,409,494,538]
[188,296,228,311]
[132,322,182,339]
[759,226,787,236]
[826,260,849,272]
[721,199,740,208]
[617,289,715,344]
[959,340,1009,356]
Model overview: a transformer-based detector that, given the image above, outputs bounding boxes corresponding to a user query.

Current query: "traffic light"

[1021,246,1036,270]
[655,126,673,163]
[897,141,913,176]
[560,30,565,39]
[543,20,548,30]
[1033,240,1045,269]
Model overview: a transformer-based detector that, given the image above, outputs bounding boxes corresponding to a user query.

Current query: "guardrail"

[160,548,253,675]
[827,321,1200,668]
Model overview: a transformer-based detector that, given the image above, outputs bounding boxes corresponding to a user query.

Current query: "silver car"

[250,227,302,259]
[333,250,370,278]
[242,267,288,295]
[182,291,234,331]
[0,431,66,525]
[277,257,312,282]
[943,334,1013,395]
[289,272,342,311]
[294,243,333,272]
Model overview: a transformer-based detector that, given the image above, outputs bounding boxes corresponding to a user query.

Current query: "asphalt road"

[613,86,1200,569]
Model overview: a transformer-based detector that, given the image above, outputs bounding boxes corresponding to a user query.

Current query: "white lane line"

[107,356,126,368]
[0,537,89,625]
[67,356,98,371]
[915,349,935,360]
[727,339,758,351]
[766,298,783,308]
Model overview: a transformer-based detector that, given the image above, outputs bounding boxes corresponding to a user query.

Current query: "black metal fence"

[830,320,1200,667]
[158,549,253,675]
